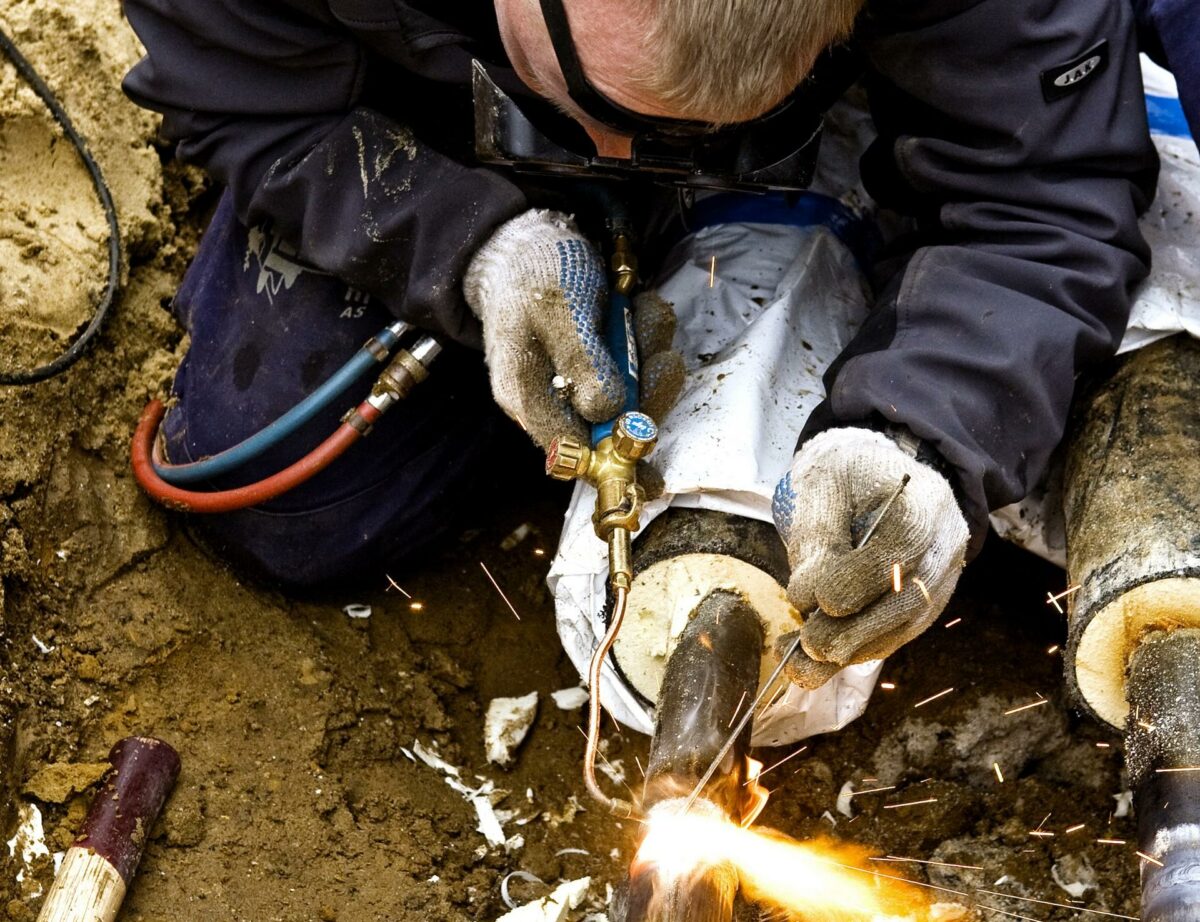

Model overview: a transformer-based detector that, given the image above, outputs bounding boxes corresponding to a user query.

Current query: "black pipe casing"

[1127,630,1200,922]
[642,589,764,819]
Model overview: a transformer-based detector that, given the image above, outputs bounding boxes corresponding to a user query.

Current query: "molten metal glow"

[633,800,929,921]
[741,757,769,826]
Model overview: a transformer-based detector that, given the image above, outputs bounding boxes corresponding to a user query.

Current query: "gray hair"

[636,0,864,124]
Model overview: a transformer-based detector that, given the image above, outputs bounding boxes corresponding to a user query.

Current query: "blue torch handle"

[591,287,639,446]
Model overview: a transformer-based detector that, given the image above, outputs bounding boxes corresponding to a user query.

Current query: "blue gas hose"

[152,321,409,485]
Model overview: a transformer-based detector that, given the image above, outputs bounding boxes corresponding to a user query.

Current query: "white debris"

[343,603,372,619]
[597,758,625,786]
[7,803,50,897]
[485,692,539,767]
[501,870,544,909]
[1051,855,1098,899]
[496,877,591,922]
[820,810,838,827]
[412,740,460,776]
[551,687,590,710]
[412,739,507,847]
[836,781,856,818]
[1113,790,1133,818]
[501,523,534,550]
[505,833,525,853]
[31,635,53,654]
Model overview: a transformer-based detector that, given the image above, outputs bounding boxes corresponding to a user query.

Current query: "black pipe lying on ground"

[1126,629,1200,922]
[617,589,764,922]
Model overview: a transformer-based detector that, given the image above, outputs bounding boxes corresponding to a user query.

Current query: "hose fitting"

[368,335,443,413]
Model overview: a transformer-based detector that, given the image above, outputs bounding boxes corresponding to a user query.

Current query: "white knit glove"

[465,209,683,451]
[770,427,970,688]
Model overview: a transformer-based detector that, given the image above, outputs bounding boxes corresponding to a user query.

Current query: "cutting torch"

[546,209,658,819]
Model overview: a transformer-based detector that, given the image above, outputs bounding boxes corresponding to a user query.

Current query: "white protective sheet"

[548,58,1200,745]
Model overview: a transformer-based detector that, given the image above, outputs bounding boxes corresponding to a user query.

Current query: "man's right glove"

[463,209,683,450]
[771,427,970,688]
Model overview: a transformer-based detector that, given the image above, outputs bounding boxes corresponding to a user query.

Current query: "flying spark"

[708,255,716,287]
[1096,838,1127,845]
[1137,850,1164,867]
[976,887,1139,919]
[892,562,903,593]
[994,763,1004,783]
[913,687,954,708]
[385,574,412,598]
[409,601,424,612]
[870,855,984,871]
[1045,584,1081,613]
[976,904,1046,922]
[479,561,522,621]
[753,746,808,781]
[880,682,897,690]
[1046,645,1059,654]
[883,798,938,810]
[1004,699,1049,716]
[727,690,749,728]
[1157,766,1200,773]
[1065,823,1086,833]
[849,785,896,797]
[945,618,962,629]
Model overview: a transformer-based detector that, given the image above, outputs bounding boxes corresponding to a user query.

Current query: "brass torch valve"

[611,233,638,297]
[546,411,658,591]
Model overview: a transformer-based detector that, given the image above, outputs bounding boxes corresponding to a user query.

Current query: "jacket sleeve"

[1133,0,1200,143]
[802,0,1159,556]
[122,0,527,347]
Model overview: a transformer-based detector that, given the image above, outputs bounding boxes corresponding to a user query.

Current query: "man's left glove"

[464,209,682,450]
[771,427,970,688]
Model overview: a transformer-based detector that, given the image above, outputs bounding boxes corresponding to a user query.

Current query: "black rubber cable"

[0,23,121,385]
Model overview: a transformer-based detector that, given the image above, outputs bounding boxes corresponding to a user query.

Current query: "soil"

[0,3,1143,921]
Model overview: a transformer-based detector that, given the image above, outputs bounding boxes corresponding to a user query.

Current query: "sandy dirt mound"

[0,3,1143,921]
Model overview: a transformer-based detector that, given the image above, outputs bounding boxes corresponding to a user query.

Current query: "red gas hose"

[131,398,381,513]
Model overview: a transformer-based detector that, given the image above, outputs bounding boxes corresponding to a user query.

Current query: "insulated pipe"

[1127,630,1200,922]
[1062,336,1200,920]
[619,590,764,922]
[1063,335,1200,727]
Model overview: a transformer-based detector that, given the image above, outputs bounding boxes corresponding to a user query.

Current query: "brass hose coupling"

[368,336,442,411]
[546,411,658,590]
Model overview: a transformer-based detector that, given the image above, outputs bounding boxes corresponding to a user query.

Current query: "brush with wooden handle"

[37,736,181,922]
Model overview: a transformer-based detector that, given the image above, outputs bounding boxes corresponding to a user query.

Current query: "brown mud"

[0,3,1141,920]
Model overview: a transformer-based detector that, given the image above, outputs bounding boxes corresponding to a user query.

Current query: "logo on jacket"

[1041,41,1109,103]
[244,224,329,302]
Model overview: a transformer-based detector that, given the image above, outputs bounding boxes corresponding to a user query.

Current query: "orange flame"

[632,799,931,921]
